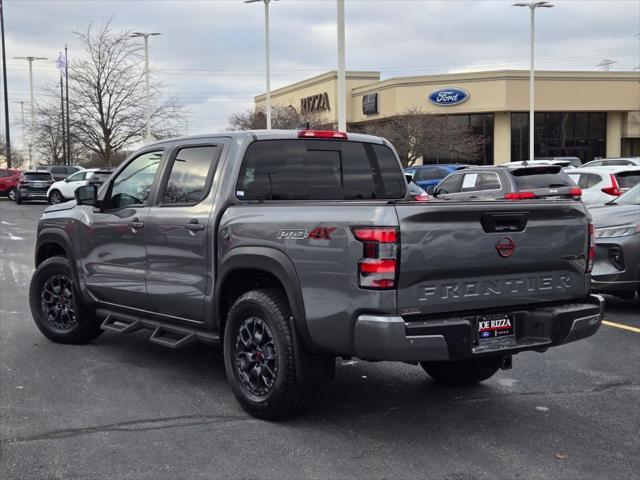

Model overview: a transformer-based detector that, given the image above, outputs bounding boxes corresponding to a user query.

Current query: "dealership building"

[255,70,640,165]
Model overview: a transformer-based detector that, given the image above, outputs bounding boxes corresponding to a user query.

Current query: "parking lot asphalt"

[1,199,638,480]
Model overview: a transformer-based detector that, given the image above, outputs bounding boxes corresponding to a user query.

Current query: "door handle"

[128,218,144,229]
[185,219,205,231]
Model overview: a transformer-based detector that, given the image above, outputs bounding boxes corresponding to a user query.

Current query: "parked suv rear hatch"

[394,200,589,316]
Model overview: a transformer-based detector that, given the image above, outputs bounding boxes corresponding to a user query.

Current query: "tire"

[14,191,22,205]
[420,358,500,386]
[223,288,317,420]
[49,190,64,204]
[29,256,102,344]
[7,187,16,202]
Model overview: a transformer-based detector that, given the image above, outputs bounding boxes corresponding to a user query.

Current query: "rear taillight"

[414,193,430,202]
[601,174,622,196]
[298,130,348,140]
[19,181,27,186]
[352,227,398,289]
[569,187,582,198]
[504,191,536,200]
[586,220,596,274]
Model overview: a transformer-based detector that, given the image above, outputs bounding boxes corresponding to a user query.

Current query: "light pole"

[13,56,47,137]
[245,0,278,130]
[1,0,11,167]
[513,1,553,162]
[130,32,162,142]
[337,0,346,132]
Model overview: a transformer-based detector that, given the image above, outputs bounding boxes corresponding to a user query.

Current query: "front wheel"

[29,256,102,344]
[14,191,22,204]
[7,187,16,202]
[223,288,317,420]
[420,358,500,385]
[49,190,64,204]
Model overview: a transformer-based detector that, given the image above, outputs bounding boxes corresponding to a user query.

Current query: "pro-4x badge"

[277,227,337,240]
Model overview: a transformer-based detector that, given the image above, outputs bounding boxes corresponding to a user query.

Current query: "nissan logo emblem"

[496,236,516,258]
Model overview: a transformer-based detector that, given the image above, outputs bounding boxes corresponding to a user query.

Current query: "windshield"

[613,183,640,205]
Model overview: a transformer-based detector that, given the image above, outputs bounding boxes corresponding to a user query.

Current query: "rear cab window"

[236,140,406,201]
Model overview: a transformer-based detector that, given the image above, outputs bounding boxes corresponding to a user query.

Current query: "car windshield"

[24,173,52,181]
[612,183,640,205]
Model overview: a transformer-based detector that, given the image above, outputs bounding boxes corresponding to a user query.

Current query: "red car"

[0,168,21,202]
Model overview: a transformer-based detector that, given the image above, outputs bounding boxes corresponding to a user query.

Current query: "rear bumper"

[353,294,604,362]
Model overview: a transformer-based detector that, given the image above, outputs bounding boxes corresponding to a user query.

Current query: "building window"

[511,112,607,163]
[423,113,494,165]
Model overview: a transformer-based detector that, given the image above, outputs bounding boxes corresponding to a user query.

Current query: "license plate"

[34,183,44,188]
[477,313,514,341]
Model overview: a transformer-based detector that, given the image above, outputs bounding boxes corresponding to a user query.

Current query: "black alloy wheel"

[49,190,64,204]
[235,316,279,396]
[40,273,78,331]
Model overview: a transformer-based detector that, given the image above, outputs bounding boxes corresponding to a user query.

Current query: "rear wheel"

[223,288,317,420]
[14,191,22,205]
[29,256,102,344]
[7,187,16,202]
[49,190,64,204]
[420,358,500,385]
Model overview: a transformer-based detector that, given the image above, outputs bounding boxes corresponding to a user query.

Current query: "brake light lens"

[298,130,348,140]
[586,220,596,274]
[569,187,582,198]
[414,193,430,202]
[504,191,536,200]
[601,174,622,196]
[352,227,398,289]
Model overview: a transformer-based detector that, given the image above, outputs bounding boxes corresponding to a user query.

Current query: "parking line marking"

[602,320,640,334]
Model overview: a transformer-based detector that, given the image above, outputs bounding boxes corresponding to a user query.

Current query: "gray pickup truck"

[29,130,604,419]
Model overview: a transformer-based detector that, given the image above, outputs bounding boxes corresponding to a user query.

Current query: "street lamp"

[337,0,346,132]
[245,0,278,130]
[513,1,553,162]
[130,32,162,142]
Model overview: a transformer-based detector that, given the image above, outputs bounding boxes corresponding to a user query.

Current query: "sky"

[2,0,639,150]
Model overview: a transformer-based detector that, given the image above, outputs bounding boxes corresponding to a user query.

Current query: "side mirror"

[75,184,98,206]
[426,186,436,196]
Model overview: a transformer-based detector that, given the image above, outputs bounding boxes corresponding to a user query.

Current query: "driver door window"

[67,171,87,182]
[109,151,162,209]
[437,174,463,195]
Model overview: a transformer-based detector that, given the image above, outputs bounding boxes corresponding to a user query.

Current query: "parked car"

[404,164,469,190]
[589,183,640,299]
[0,168,21,202]
[566,166,640,206]
[408,180,429,201]
[15,171,54,204]
[582,157,640,168]
[37,165,85,181]
[29,129,603,420]
[47,168,114,204]
[428,164,581,201]
[536,156,582,168]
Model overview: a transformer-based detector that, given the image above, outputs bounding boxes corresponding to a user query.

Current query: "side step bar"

[96,309,219,349]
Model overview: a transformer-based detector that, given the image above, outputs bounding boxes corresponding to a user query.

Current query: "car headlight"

[595,224,640,239]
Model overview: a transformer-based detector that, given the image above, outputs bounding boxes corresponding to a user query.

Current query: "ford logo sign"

[428,87,469,106]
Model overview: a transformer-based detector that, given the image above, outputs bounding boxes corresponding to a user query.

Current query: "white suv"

[47,168,113,204]
[566,166,640,206]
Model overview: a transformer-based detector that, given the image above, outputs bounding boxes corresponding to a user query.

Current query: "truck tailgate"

[394,201,589,316]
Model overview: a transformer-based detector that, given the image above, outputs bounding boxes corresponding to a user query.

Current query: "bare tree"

[356,109,485,167]
[68,21,181,167]
[228,105,324,131]
[30,103,65,165]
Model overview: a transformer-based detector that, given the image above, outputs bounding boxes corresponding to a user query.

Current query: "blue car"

[405,164,470,190]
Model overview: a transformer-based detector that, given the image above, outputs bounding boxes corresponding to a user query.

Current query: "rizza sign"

[428,87,469,106]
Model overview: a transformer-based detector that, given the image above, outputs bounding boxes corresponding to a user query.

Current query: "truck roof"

[145,130,387,148]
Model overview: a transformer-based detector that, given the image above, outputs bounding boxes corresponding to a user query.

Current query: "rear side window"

[615,172,640,189]
[23,173,53,181]
[0,170,11,178]
[567,173,602,189]
[511,169,573,189]
[236,140,406,201]
[162,146,220,205]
